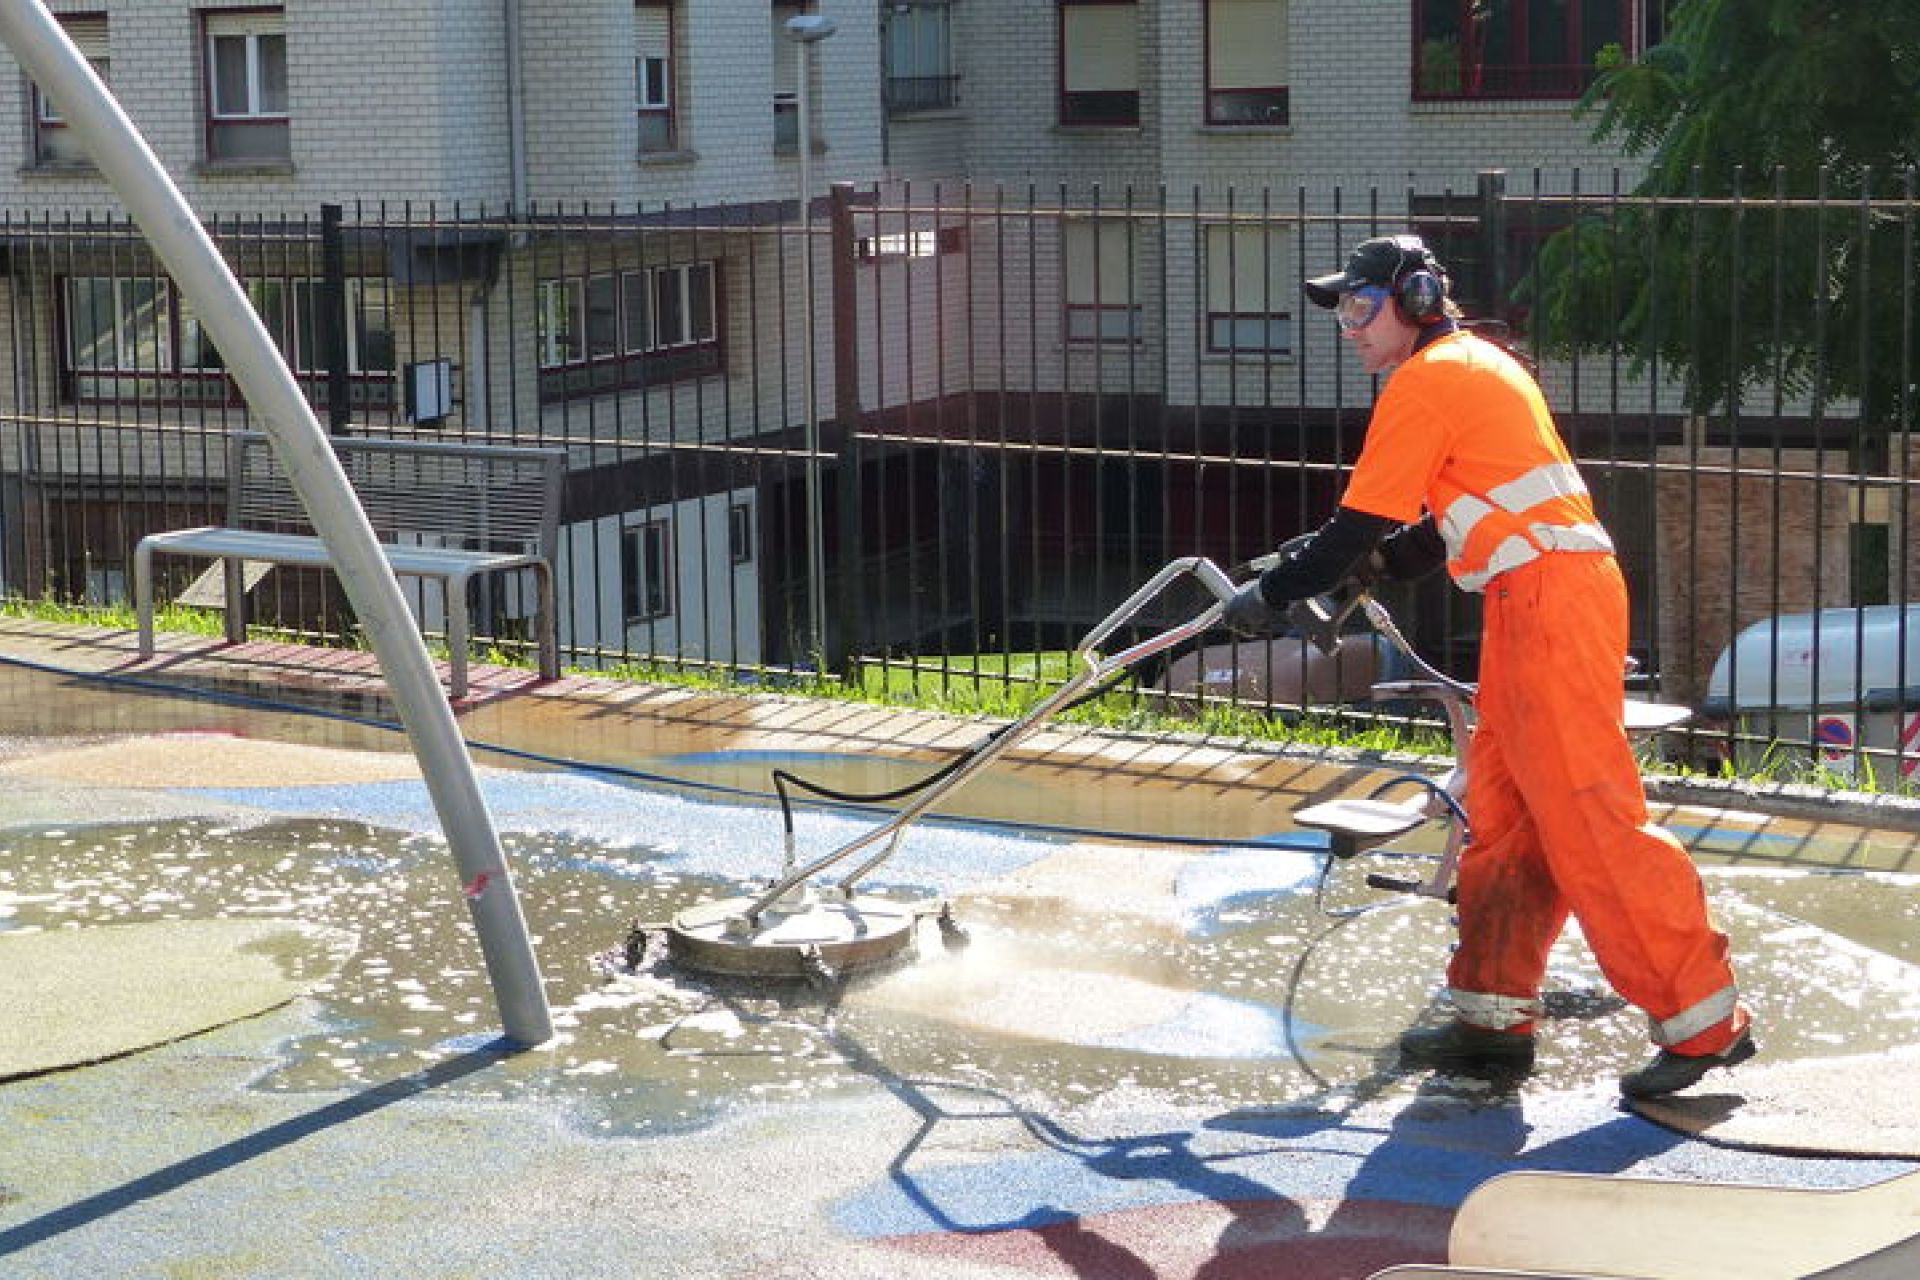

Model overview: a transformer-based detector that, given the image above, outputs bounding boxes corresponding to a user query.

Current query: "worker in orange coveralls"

[1221,233,1754,1099]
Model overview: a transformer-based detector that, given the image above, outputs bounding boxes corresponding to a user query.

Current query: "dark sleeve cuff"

[1377,515,1448,581]
[1257,506,1397,604]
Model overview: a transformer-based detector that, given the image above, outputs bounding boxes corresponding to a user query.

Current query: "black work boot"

[1618,1027,1757,1100]
[1398,1020,1536,1071]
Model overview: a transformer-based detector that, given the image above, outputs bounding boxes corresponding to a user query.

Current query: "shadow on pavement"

[0,1041,520,1259]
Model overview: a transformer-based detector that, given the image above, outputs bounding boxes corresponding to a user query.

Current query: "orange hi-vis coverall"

[1341,330,1747,1056]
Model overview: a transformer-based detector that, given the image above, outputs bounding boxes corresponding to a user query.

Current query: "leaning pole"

[0,2,552,1045]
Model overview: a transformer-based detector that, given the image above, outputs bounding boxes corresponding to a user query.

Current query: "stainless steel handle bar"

[744,557,1240,923]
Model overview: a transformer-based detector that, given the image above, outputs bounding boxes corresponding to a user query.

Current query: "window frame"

[536,260,723,401]
[1203,222,1294,355]
[31,13,109,166]
[771,1,813,149]
[1412,0,1659,104]
[1057,0,1139,128]
[621,517,674,622]
[1203,0,1288,127]
[59,270,396,409]
[1062,218,1142,346]
[728,501,755,566]
[635,0,678,155]
[1409,193,1575,332]
[201,6,290,164]
[883,0,958,115]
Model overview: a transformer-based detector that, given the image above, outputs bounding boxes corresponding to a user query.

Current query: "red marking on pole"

[463,871,493,900]
[1901,712,1920,778]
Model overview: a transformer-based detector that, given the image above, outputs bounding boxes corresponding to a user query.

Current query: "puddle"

[0,660,1916,1142]
[2,777,1915,1142]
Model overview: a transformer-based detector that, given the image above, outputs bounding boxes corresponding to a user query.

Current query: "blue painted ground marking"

[834,1094,1913,1240]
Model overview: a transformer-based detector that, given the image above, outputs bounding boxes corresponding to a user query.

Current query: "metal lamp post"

[785,13,835,671]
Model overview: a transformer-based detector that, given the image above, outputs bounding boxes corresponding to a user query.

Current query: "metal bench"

[134,432,566,700]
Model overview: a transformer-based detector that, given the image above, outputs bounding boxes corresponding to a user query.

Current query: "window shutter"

[1207,226,1285,309]
[205,8,284,40]
[1209,0,1285,90]
[634,4,670,57]
[65,16,108,62]
[1065,221,1135,305]
[1062,3,1138,93]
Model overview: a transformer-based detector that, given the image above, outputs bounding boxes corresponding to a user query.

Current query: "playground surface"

[1,618,1917,1278]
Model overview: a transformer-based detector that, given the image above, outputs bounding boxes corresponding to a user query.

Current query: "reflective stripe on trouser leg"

[1461,554,1743,1054]
[1649,985,1741,1048]
[1447,989,1541,1032]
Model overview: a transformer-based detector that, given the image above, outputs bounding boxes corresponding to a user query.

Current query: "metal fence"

[2,167,1915,786]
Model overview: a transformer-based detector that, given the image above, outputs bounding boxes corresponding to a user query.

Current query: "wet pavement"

[1,620,1917,1278]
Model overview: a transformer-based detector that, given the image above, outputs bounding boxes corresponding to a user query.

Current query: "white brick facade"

[0,1,1687,663]
[1,2,1660,212]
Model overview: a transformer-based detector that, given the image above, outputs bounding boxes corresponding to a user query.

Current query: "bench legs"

[442,567,559,701]
[135,550,559,702]
[532,562,560,684]
[223,556,248,644]
[133,545,249,661]
[445,572,473,701]
[133,538,157,660]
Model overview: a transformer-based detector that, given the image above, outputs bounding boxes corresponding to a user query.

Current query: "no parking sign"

[1815,713,1858,777]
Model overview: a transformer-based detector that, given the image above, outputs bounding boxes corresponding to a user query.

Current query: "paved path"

[0,621,1915,1278]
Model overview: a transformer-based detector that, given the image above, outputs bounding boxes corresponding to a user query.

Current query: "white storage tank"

[1700,605,1920,785]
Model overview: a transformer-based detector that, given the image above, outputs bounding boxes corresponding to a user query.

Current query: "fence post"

[829,182,864,674]
[1477,169,1507,308]
[320,203,351,434]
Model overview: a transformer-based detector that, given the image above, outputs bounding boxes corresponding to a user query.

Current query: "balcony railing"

[884,74,960,115]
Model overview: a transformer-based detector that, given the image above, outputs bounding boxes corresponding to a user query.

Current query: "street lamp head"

[784,14,837,43]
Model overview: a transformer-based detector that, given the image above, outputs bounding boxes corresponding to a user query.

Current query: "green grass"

[17,597,1914,796]
[47,593,1445,758]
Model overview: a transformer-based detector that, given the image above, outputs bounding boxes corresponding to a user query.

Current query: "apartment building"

[0,1,1678,670]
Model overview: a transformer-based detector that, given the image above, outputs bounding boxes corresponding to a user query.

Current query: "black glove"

[1222,581,1285,638]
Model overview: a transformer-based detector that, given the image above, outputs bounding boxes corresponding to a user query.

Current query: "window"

[1410,193,1574,330]
[31,16,108,166]
[1205,0,1287,125]
[884,1,957,114]
[854,224,967,262]
[729,502,755,566]
[635,2,676,154]
[1205,224,1292,353]
[1059,1,1138,126]
[203,8,289,162]
[622,518,673,621]
[536,261,721,400]
[1413,0,1664,102]
[62,273,394,408]
[68,276,171,375]
[771,2,807,148]
[1063,220,1140,344]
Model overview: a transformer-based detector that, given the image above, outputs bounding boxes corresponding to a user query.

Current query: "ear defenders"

[1387,234,1448,325]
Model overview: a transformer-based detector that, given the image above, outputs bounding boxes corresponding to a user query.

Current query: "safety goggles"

[1335,285,1391,333]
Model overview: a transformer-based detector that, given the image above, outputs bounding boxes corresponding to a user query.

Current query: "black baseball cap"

[1303,234,1441,309]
